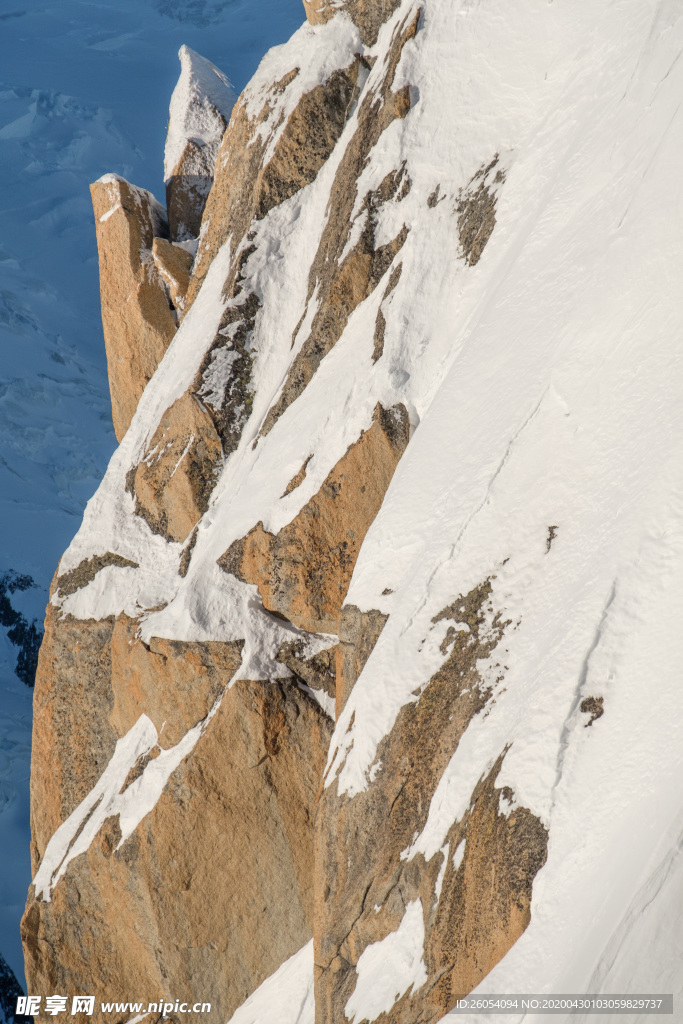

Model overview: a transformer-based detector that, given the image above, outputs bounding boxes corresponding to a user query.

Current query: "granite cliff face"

[22,1,683,1022]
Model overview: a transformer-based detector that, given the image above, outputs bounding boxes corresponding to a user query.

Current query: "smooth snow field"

[0,0,303,989]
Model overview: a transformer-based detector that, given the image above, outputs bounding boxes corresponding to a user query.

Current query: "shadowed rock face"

[185,61,361,313]
[314,582,549,1024]
[152,237,194,315]
[166,136,221,242]
[90,177,177,442]
[24,607,331,1024]
[164,45,237,242]
[218,404,410,634]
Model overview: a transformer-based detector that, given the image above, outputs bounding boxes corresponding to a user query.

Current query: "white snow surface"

[226,941,314,1024]
[164,44,237,180]
[345,899,428,1023]
[40,0,683,1012]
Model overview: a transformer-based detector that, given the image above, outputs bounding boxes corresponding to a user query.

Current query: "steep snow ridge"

[164,45,237,180]
[226,941,314,1024]
[345,900,428,1024]
[331,0,683,793]
[240,14,362,160]
[323,0,683,1011]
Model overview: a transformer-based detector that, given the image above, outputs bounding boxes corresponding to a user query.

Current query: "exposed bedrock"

[23,605,331,1024]
[90,176,177,442]
[185,58,361,312]
[261,11,417,437]
[164,45,237,243]
[123,54,364,550]
[302,0,405,46]
[314,582,549,1024]
[219,404,410,635]
[125,391,223,545]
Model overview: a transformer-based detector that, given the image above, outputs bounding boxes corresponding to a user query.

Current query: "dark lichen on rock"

[580,695,604,726]
[55,553,139,599]
[456,155,506,266]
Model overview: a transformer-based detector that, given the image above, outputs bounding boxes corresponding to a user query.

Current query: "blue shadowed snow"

[0,0,304,992]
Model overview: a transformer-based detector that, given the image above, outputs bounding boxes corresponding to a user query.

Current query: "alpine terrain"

[19,0,683,1022]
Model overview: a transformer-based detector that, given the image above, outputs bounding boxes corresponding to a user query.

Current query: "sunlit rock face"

[22,1,683,1023]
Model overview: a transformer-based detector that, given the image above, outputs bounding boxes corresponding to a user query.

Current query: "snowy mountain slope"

[0,0,303,994]
[19,0,683,1021]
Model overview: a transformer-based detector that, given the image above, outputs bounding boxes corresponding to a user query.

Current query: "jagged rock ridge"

[22,1,683,1023]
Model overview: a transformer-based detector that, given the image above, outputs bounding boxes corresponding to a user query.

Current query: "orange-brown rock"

[219,404,410,634]
[166,135,219,243]
[133,58,361,518]
[314,581,549,1024]
[302,0,404,46]
[276,638,337,709]
[335,604,388,718]
[164,45,237,242]
[24,602,332,1024]
[185,60,360,312]
[90,176,177,441]
[152,237,194,316]
[126,391,223,544]
[28,604,119,862]
[260,12,417,436]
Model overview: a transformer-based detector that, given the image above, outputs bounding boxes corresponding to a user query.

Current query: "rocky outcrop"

[303,0,404,46]
[456,156,506,267]
[125,43,364,553]
[90,176,177,441]
[24,604,331,1024]
[315,582,549,1024]
[164,46,237,242]
[335,604,388,718]
[126,391,223,544]
[23,4,560,1023]
[152,237,194,315]
[185,58,361,311]
[260,11,416,436]
[219,404,410,634]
